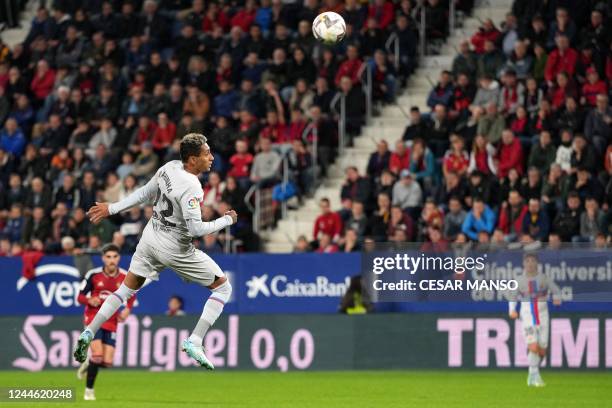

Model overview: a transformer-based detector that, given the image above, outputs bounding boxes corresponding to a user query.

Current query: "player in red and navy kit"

[76,244,135,401]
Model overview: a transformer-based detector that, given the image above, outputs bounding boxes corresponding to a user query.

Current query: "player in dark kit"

[76,244,135,401]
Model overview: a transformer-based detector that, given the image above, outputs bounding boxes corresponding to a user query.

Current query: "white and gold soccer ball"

[312,12,347,45]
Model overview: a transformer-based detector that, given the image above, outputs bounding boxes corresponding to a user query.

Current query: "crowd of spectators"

[301,0,611,253]
[0,0,431,257]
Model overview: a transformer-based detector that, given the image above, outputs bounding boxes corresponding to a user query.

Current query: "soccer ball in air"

[312,12,346,44]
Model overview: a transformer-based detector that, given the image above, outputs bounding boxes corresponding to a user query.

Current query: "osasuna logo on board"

[246,274,351,298]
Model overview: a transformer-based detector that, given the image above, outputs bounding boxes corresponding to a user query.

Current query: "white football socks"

[86,284,138,334]
[528,351,540,375]
[189,280,232,345]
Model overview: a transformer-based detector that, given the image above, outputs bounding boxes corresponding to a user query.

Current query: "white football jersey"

[509,272,560,326]
[139,160,204,253]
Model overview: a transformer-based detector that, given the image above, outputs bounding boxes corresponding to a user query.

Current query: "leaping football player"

[73,133,237,370]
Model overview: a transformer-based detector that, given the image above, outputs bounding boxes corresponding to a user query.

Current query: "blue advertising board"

[0,253,360,316]
[0,251,610,316]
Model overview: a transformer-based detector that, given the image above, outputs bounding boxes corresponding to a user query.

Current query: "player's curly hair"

[180,133,208,163]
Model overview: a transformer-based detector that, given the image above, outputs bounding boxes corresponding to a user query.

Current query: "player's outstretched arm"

[186,210,238,237]
[88,175,159,224]
[88,202,111,225]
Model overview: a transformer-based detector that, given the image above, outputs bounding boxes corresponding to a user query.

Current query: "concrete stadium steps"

[262,0,515,252]
[265,241,295,252]
[471,6,511,21]
[2,0,37,47]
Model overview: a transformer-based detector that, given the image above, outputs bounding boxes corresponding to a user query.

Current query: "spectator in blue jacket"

[409,138,436,191]
[2,204,24,243]
[254,1,272,35]
[0,118,26,158]
[462,198,496,240]
[214,79,239,118]
[426,70,454,109]
[521,198,550,241]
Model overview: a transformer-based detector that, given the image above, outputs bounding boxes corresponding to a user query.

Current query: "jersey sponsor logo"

[246,274,351,298]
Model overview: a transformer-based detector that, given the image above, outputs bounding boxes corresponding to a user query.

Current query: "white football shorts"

[129,242,224,287]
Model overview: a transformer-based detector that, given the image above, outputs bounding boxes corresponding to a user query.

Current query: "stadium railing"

[417,0,461,57]
[358,60,373,126]
[301,122,320,191]
[330,91,346,156]
[419,0,426,59]
[244,149,293,235]
[385,32,400,73]
[244,184,260,234]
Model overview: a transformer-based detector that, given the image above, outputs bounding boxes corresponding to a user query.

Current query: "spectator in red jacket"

[497,129,524,179]
[152,113,176,152]
[227,139,254,190]
[30,60,56,105]
[313,198,343,242]
[365,0,394,31]
[286,108,307,143]
[130,116,157,153]
[230,0,257,32]
[581,67,607,107]
[389,139,410,175]
[202,2,229,33]
[470,19,501,54]
[260,110,287,144]
[548,71,577,111]
[335,45,363,86]
[498,189,528,241]
[442,134,469,177]
[544,34,578,85]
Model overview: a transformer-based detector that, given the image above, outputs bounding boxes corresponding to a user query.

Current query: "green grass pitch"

[0,370,610,407]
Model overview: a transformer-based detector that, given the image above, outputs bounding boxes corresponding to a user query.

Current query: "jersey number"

[153,188,177,227]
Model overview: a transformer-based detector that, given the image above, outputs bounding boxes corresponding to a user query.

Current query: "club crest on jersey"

[187,197,198,209]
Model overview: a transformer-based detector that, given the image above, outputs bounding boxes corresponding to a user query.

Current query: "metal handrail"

[301,122,319,190]
[224,226,231,253]
[330,91,346,156]
[391,99,411,120]
[243,149,293,234]
[280,153,289,219]
[244,184,256,213]
[449,0,456,34]
[385,32,400,72]
[358,59,372,125]
[244,184,259,233]
[254,188,260,233]
[419,0,426,59]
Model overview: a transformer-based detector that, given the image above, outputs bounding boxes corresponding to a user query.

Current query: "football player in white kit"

[73,133,237,370]
[508,253,561,387]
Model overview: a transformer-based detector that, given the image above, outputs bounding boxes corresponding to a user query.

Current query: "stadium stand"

[0,0,423,256]
[271,0,611,253]
[0,0,609,257]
